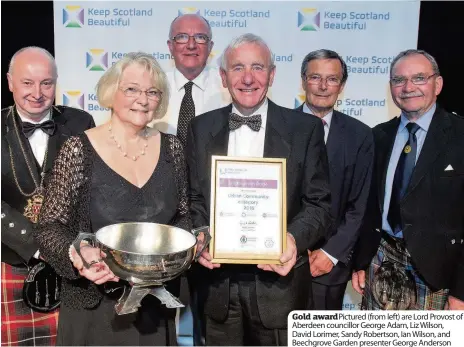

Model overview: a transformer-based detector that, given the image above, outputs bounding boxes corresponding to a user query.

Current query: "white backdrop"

[53,0,420,317]
[54,1,420,128]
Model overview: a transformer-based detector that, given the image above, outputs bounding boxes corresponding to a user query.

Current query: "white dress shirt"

[17,109,51,260]
[302,104,338,266]
[227,99,268,158]
[152,66,231,135]
[17,109,52,167]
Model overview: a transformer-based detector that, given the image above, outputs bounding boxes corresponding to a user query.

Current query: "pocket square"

[444,164,454,171]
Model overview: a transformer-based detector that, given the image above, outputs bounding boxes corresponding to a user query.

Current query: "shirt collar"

[232,98,268,129]
[16,107,52,124]
[173,66,209,92]
[302,103,333,128]
[399,103,436,133]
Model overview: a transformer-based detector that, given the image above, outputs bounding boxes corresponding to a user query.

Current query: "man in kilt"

[352,49,464,310]
[1,47,95,346]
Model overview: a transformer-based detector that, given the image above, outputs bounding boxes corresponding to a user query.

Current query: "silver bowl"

[73,222,210,315]
[73,222,208,285]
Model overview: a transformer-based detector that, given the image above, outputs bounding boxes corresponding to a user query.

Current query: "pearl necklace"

[108,123,149,161]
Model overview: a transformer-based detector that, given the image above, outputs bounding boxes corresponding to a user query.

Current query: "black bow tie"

[22,120,56,138]
[229,113,262,132]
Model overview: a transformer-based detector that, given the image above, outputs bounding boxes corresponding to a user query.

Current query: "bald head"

[168,14,212,39]
[7,47,58,121]
[9,47,57,78]
[167,14,214,80]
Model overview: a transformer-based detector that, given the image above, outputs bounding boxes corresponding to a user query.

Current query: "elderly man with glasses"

[296,49,374,310]
[352,49,464,311]
[152,14,230,148]
[150,14,230,346]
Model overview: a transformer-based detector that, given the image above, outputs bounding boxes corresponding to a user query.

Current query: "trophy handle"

[192,226,211,261]
[72,232,97,269]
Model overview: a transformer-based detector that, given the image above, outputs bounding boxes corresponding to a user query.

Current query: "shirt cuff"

[33,250,40,259]
[321,249,338,266]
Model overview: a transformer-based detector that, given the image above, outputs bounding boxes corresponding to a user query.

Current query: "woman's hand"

[70,244,119,285]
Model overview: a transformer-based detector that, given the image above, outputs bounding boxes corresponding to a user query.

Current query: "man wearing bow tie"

[186,34,332,345]
[1,46,94,346]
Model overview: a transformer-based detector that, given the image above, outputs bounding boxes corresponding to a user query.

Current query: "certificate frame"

[209,155,287,264]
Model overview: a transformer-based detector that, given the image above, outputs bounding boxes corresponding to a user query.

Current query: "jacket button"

[1,213,5,218]
[9,222,14,228]
[451,239,455,244]
[21,229,27,235]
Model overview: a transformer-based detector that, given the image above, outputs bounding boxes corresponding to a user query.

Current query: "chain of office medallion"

[7,106,49,197]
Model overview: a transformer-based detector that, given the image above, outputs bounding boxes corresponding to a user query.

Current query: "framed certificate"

[209,156,287,264]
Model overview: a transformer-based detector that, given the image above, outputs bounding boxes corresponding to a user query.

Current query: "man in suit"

[1,46,95,345]
[352,49,464,310]
[186,33,332,345]
[296,49,374,310]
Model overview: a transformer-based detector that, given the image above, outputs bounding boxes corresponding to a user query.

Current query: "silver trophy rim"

[94,221,197,256]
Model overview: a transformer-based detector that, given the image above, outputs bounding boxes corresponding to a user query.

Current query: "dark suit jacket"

[353,106,464,301]
[1,105,95,265]
[186,100,332,329]
[297,106,374,285]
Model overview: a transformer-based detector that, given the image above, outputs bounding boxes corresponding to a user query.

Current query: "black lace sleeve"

[166,134,192,233]
[34,136,90,280]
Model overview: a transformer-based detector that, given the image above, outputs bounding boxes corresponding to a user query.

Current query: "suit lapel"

[403,108,450,200]
[205,105,231,158]
[326,111,344,167]
[3,107,41,191]
[263,100,291,159]
[377,118,400,209]
[43,106,70,174]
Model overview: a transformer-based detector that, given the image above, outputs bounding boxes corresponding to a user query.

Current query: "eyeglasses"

[390,73,439,87]
[119,87,162,100]
[171,33,210,44]
[304,74,342,86]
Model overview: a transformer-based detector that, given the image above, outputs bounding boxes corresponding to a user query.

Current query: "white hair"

[220,33,275,70]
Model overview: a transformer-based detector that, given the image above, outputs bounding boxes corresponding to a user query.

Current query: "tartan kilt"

[1,262,59,346]
[362,234,449,310]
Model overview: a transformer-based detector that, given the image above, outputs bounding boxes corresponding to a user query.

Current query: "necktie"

[22,120,56,138]
[387,122,420,235]
[321,119,328,143]
[176,81,195,148]
[229,113,262,132]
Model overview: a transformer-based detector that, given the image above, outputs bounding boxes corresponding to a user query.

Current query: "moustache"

[399,92,423,99]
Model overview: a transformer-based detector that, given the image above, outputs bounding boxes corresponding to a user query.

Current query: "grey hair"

[168,14,212,40]
[8,46,57,77]
[300,49,348,84]
[390,49,440,78]
[96,52,170,119]
[220,33,275,70]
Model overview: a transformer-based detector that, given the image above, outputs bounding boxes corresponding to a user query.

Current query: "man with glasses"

[352,49,464,310]
[296,49,374,310]
[152,13,230,346]
[152,14,230,148]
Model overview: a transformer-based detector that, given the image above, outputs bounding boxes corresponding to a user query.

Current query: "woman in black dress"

[34,52,191,346]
